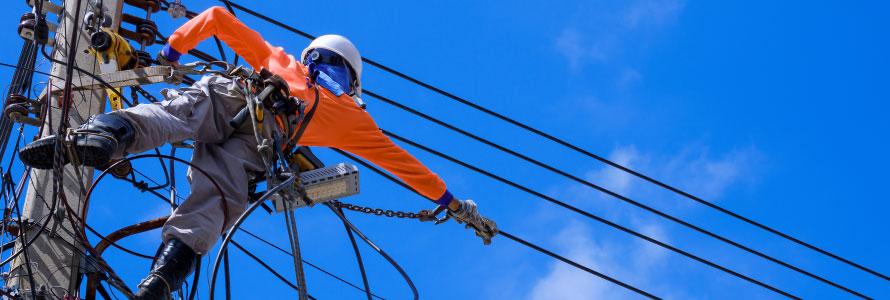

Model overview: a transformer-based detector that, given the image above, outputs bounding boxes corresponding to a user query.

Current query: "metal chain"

[133,86,158,103]
[329,200,437,222]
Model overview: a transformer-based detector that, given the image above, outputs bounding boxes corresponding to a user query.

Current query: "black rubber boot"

[135,238,198,300]
[18,114,135,169]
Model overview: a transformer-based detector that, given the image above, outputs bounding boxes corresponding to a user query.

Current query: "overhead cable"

[237,228,387,300]
[337,205,374,300]
[362,91,870,299]
[219,0,888,281]
[229,240,317,300]
[326,203,419,300]
[331,149,663,300]
[371,132,801,299]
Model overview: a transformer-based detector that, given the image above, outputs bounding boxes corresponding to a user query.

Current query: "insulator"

[4,103,29,119]
[17,18,36,41]
[167,1,186,19]
[20,12,35,23]
[6,94,27,105]
[84,11,113,29]
[27,0,64,15]
[135,50,152,68]
[125,0,161,13]
[6,223,19,237]
[136,20,158,46]
[110,160,133,179]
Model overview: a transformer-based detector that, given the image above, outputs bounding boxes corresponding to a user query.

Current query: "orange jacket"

[167,7,452,204]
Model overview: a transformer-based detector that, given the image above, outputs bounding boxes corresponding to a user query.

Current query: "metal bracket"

[27,0,64,16]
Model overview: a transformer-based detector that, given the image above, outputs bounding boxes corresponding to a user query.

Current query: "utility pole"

[6,0,123,298]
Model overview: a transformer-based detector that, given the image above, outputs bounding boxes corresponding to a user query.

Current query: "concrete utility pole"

[6,0,123,298]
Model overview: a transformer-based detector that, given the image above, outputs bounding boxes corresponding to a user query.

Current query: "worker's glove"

[157,44,182,67]
[158,48,183,85]
[435,199,498,245]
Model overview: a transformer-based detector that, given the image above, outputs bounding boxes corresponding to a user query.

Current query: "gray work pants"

[109,75,264,254]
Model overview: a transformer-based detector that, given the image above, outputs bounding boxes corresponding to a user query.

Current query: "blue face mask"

[305,49,353,97]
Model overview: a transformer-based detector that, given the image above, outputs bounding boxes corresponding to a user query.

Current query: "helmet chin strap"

[352,95,366,109]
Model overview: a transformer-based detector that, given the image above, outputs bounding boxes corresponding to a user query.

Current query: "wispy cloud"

[527,222,623,300]
[619,68,643,87]
[526,220,670,300]
[659,145,763,200]
[555,28,608,70]
[554,0,688,68]
[584,143,762,202]
[587,145,639,195]
[625,0,688,29]
[528,143,761,299]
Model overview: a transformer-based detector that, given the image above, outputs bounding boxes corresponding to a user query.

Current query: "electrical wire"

[209,176,295,300]
[219,0,888,282]
[0,40,39,161]
[325,203,418,300]
[39,46,134,106]
[80,154,229,253]
[364,91,870,299]
[236,228,387,300]
[4,2,863,299]
[228,240,317,300]
[350,132,803,299]
[331,149,663,300]
[14,191,38,300]
[4,25,366,300]
[338,205,373,300]
[0,2,209,298]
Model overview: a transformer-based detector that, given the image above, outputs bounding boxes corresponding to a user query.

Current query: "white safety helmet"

[301,35,363,100]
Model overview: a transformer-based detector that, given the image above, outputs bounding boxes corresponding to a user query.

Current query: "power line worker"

[18,6,497,300]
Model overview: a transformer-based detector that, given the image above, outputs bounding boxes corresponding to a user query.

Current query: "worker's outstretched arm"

[329,113,498,244]
[162,6,272,70]
[334,127,454,205]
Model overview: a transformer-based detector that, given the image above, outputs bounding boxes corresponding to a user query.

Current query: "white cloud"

[587,145,639,195]
[660,145,762,200]
[527,222,619,300]
[632,220,671,268]
[585,144,761,202]
[625,0,688,29]
[619,68,643,87]
[527,221,669,300]
[528,143,760,299]
[555,28,607,70]
[553,0,687,68]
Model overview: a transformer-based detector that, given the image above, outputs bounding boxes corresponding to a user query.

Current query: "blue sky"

[0,0,888,299]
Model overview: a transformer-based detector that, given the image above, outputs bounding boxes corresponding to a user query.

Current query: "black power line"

[499,231,662,299]
[237,228,387,300]
[331,149,662,300]
[372,132,801,299]
[219,0,888,282]
[228,240,318,300]
[362,91,870,299]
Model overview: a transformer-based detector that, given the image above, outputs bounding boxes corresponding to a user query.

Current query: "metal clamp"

[165,61,233,85]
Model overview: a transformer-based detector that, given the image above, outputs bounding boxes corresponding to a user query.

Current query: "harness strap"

[290,83,320,146]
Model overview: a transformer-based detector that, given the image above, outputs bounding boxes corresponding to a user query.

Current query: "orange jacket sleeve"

[164,7,453,205]
[295,91,451,202]
[167,6,272,71]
